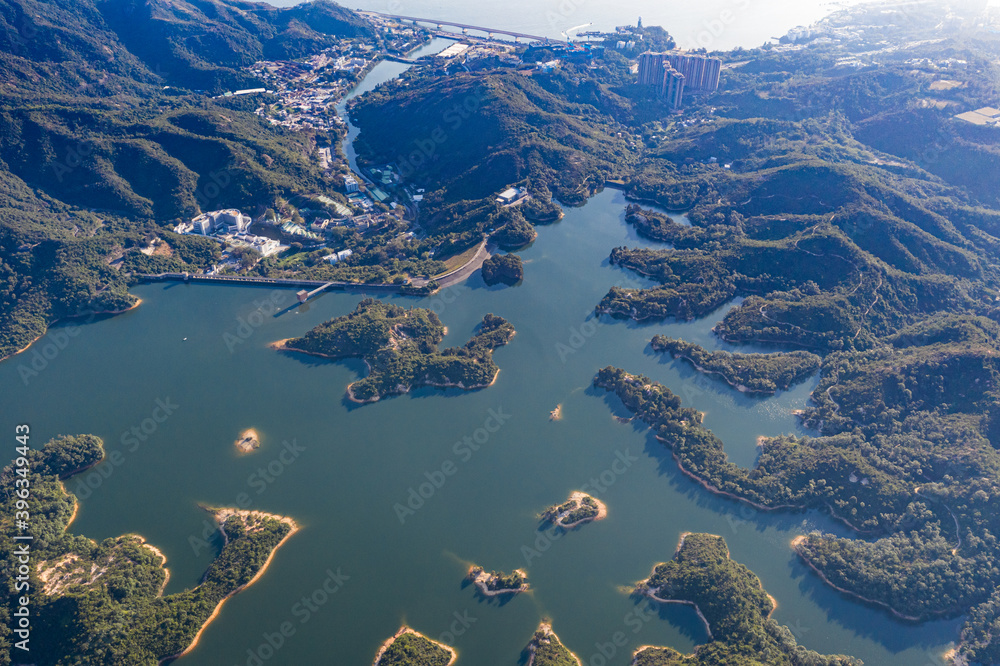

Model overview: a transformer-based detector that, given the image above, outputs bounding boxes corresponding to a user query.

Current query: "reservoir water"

[3,186,961,664]
[3,9,964,664]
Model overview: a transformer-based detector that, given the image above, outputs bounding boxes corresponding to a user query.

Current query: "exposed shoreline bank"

[158,509,300,664]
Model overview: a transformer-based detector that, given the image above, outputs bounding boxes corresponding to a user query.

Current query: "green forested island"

[650,336,821,395]
[540,491,607,529]
[278,299,514,402]
[467,566,528,596]
[372,627,455,666]
[633,533,859,665]
[481,253,524,286]
[0,434,296,664]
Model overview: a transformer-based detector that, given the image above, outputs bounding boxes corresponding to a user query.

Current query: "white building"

[956,107,1000,127]
[496,187,521,204]
[343,175,360,193]
[324,248,354,263]
[248,235,281,257]
[185,209,252,235]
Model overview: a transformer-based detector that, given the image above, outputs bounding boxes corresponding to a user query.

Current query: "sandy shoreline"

[549,404,563,421]
[671,441,873,535]
[632,645,684,663]
[561,491,608,528]
[372,626,457,666]
[345,366,502,404]
[0,297,143,364]
[158,509,300,664]
[665,350,764,395]
[647,592,715,639]
[64,493,80,529]
[276,326,512,403]
[59,451,107,529]
[665,445,875,535]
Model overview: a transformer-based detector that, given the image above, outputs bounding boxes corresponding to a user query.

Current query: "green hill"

[351,70,636,207]
[99,0,374,91]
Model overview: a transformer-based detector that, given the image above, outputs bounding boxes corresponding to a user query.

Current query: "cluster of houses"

[250,48,375,132]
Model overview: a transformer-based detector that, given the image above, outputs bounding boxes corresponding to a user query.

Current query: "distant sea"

[270,0,868,50]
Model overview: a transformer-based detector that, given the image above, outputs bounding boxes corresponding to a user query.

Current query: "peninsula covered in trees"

[524,622,581,666]
[372,627,456,666]
[277,299,514,403]
[0,434,296,664]
[651,336,821,394]
[633,533,860,665]
[595,355,1000,662]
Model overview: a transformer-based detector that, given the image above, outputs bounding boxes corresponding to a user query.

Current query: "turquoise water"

[2,188,961,664]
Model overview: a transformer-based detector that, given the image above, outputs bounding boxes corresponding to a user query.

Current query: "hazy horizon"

[267,0,875,50]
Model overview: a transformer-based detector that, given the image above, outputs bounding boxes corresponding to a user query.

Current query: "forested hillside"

[0,0,366,361]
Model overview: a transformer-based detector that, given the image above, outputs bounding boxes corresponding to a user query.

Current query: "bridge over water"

[363,12,566,44]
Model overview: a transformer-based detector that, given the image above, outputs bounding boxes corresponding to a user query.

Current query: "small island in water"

[275,298,515,403]
[525,622,582,666]
[467,565,528,596]
[372,626,456,666]
[541,492,607,529]
[234,428,260,453]
[481,253,524,286]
